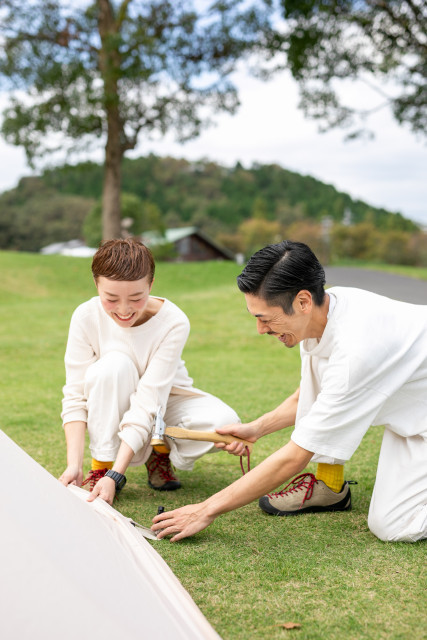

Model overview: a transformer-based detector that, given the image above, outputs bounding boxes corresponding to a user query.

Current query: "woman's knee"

[85,351,138,386]
[209,399,240,429]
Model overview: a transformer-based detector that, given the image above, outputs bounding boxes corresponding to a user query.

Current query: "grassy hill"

[0,154,418,252]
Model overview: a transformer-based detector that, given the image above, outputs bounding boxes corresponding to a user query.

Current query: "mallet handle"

[164,426,253,454]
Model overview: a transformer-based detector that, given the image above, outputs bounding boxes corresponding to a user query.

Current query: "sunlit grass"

[1,251,425,640]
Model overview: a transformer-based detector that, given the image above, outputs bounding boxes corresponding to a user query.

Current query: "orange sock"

[91,458,113,471]
[316,463,344,493]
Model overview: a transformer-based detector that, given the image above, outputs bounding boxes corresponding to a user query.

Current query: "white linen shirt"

[61,296,196,454]
[292,287,427,461]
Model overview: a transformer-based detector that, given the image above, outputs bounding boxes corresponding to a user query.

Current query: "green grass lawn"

[1,251,425,640]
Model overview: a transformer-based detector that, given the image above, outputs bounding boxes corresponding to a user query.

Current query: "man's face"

[244,292,314,348]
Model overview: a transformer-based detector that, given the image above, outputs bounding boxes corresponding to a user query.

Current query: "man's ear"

[296,290,312,312]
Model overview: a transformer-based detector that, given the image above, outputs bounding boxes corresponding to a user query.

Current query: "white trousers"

[84,351,240,471]
[368,427,427,542]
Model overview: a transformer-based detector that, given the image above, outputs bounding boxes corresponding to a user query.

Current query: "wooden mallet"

[150,408,253,454]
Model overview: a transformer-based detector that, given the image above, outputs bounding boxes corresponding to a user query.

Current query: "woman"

[58,238,239,505]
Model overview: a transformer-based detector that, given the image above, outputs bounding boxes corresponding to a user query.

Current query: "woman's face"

[96,276,153,327]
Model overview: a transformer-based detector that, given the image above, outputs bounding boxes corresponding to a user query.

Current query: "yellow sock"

[153,443,170,454]
[316,463,344,493]
[91,458,113,471]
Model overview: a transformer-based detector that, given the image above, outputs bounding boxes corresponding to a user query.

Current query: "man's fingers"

[170,531,188,542]
[152,511,174,526]
[214,440,247,456]
[215,425,234,435]
[154,520,196,542]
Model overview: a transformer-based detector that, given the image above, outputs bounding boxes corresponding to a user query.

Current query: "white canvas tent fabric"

[0,430,220,640]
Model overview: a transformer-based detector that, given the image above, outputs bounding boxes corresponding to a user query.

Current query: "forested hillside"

[0,154,419,258]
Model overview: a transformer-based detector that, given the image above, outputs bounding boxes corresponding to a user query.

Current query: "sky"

[0,68,426,226]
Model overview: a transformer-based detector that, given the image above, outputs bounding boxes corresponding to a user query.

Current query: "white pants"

[84,352,240,470]
[368,428,427,542]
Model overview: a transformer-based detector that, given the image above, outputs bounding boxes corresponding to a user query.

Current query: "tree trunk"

[98,0,123,242]
[102,121,123,241]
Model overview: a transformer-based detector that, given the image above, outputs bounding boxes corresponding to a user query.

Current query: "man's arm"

[215,387,300,456]
[152,438,312,541]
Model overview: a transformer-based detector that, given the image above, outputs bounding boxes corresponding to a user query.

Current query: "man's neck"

[308,293,330,340]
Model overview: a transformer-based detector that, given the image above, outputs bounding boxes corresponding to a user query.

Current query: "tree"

[258,0,426,138]
[238,216,282,257]
[0,0,270,240]
[83,192,164,247]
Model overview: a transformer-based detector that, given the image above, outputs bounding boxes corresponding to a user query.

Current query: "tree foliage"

[258,0,427,138]
[0,0,270,239]
[0,154,419,257]
[0,177,94,251]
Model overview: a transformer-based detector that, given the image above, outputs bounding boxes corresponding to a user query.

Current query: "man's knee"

[368,510,395,541]
[368,506,427,542]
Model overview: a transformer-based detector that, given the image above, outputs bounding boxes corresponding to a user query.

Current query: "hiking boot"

[259,472,352,516]
[145,450,181,491]
[82,468,109,492]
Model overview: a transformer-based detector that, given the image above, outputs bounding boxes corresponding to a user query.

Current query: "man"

[152,240,427,542]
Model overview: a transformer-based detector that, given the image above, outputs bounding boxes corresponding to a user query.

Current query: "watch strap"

[105,469,127,492]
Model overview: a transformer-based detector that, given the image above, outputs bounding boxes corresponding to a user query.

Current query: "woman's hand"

[87,476,116,505]
[151,503,216,542]
[58,465,84,487]
[214,422,258,456]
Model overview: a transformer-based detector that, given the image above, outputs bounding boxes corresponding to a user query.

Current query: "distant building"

[141,227,235,262]
[40,240,97,257]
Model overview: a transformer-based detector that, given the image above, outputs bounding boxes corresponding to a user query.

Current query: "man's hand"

[151,503,215,542]
[87,476,116,505]
[214,422,258,456]
[58,465,83,487]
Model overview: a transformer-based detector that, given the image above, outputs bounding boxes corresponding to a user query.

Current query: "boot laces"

[82,468,108,491]
[239,446,251,475]
[146,451,176,482]
[268,472,318,505]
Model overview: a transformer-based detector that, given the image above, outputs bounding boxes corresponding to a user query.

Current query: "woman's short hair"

[237,240,326,314]
[92,238,155,282]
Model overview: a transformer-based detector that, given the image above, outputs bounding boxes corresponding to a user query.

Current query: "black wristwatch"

[105,470,127,493]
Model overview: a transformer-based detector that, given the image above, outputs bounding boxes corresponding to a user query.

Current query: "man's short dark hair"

[237,241,326,314]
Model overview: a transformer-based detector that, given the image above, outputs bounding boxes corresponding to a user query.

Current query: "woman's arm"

[118,318,190,454]
[87,441,135,505]
[58,420,87,486]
